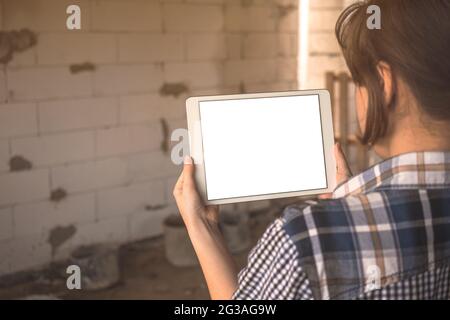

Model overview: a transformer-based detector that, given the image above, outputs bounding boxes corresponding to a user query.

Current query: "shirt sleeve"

[232,217,314,300]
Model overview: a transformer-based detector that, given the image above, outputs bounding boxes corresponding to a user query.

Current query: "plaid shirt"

[233,152,450,300]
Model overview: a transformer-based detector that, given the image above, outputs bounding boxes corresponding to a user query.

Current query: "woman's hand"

[173,156,238,299]
[319,143,352,199]
[173,156,219,227]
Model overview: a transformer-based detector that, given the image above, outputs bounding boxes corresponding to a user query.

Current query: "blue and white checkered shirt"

[233,151,450,300]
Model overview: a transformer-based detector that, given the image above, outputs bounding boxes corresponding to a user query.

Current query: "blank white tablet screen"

[199,95,327,201]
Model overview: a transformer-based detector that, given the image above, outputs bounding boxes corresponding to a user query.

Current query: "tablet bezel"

[186,89,336,205]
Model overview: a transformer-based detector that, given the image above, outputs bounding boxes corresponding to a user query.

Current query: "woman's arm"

[173,156,238,299]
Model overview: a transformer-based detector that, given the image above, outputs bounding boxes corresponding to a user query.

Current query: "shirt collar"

[332,151,450,198]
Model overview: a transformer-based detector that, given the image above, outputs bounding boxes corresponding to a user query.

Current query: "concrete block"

[0,70,7,103]
[278,6,298,32]
[243,33,278,59]
[93,64,164,96]
[277,58,297,81]
[9,48,37,67]
[96,124,162,157]
[39,97,118,133]
[186,0,223,3]
[291,34,299,56]
[0,240,12,275]
[12,131,95,166]
[225,5,277,32]
[310,0,344,9]
[243,82,270,92]
[278,34,292,57]
[119,93,185,125]
[164,4,223,32]
[7,67,92,101]
[278,33,298,57]
[14,193,96,237]
[165,62,223,89]
[118,34,183,63]
[97,180,166,219]
[5,233,52,275]
[186,34,226,60]
[0,140,9,173]
[92,0,162,32]
[224,59,278,86]
[0,103,37,138]
[37,33,117,65]
[51,157,128,193]
[309,8,341,31]
[310,33,341,54]
[226,34,242,59]
[127,151,179,182]
[0,169,50,206]
[303,75,326,89]
[224,5,241,32]
[0,207,13,241]
[189,86,239,96]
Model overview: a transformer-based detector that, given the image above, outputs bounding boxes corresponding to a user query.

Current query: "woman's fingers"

[173,156,197,203]
[334,143,352,184]
[174,156,217,224]
[182,156,197,192]
[182,156,206,210]
[318,193,332,199]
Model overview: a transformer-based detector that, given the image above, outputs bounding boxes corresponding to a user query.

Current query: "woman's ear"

[377,61,395,108]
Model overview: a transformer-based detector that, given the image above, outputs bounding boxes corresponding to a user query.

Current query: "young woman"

[173,0,450,299]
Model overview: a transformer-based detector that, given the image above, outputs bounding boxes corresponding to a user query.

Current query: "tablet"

[186,90,336,205]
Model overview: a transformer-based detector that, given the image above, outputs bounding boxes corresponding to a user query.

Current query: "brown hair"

[335,0,450,145]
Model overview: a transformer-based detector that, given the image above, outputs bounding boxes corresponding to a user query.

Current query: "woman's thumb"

[183,156,196,188]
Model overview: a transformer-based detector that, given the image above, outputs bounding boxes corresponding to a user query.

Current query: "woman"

[173,0,450,299]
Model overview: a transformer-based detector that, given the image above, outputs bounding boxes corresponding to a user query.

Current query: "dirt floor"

[0,208,282,300]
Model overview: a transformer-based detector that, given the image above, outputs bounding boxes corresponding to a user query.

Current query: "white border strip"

[298,0,310,89]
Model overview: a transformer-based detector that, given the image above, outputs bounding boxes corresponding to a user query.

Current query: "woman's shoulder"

[281,191,395,223]
[279,193,385,239]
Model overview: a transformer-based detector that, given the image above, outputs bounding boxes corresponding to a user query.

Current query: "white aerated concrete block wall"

[0,0,300,277]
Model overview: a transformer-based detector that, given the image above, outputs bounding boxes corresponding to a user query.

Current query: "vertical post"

[338,72,349,155]
[298,0,310,89]
[326,72,336,140]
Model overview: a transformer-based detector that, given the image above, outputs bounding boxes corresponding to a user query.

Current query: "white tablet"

[186,90,336,205]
